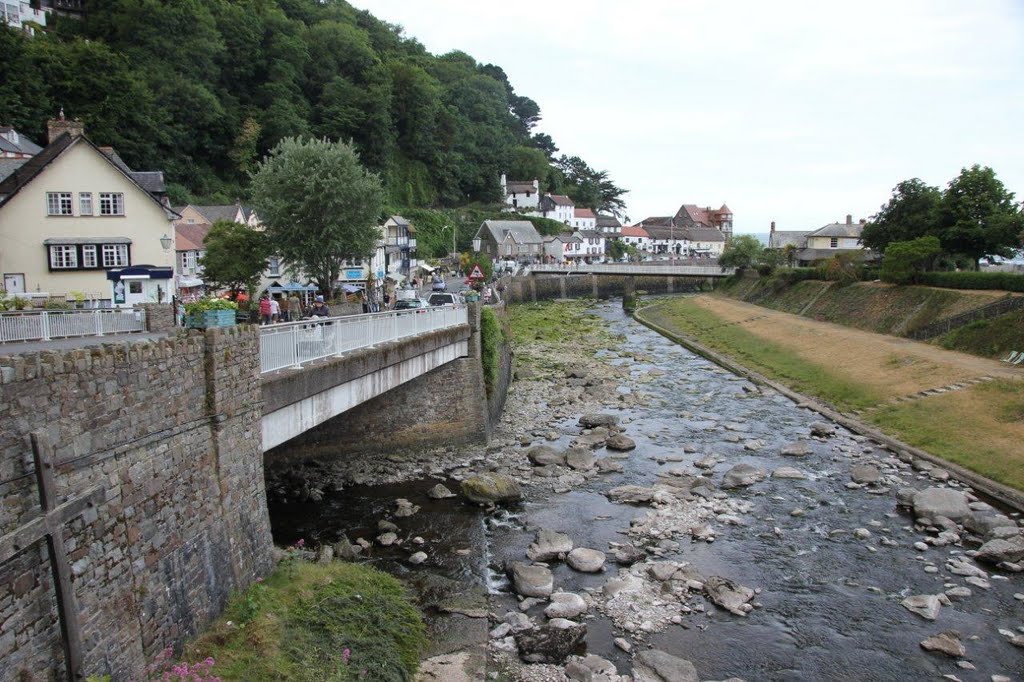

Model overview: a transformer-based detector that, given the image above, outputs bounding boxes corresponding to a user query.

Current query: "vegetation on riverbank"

[507,300,621,376]
[936,309,1024,359]
[638,296,1024,490]
[185,559,426,681]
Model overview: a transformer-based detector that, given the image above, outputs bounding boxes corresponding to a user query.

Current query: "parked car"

[427,292,461,306]
[393,298,430,310]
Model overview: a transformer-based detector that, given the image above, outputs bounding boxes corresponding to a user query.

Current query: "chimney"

[98,146,114,157]
[47,109,84,143]
[770,221,776,233]
[846,214,852,226]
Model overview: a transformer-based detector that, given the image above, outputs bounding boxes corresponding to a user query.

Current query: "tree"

[860,178,941,253]
[781,243,798,268]
[607,239,627,261]
[199,220,272,298]
[880,236,943,285]
[718,234,764,270]
[250,137,385,295]
[937,165,1024,268]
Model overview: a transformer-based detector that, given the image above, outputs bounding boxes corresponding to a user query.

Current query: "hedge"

[916,271,1024,292]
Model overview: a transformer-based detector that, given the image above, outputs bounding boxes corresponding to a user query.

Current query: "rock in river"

[566,448,597,470]
[721,463,766,489]
[606,434,637,451]
[912,488,971,523]
[528,445,566,466]
[780,441,813,457]
[920,631,966,658]
[510,562,554,598]
[427,483,455,499]
[975,536,1024,565]
[567,547,606,573]
[527,528,574,562]
[772,467,806,480]
[901,594,941,620]
[460,473,522,505]
[703,576,755,616]
[810,421,835,438]
[850,464,880,485]
[545,592,588,619]
[632,649,699,682]
[579,413,619,428]
[514,619,587,664]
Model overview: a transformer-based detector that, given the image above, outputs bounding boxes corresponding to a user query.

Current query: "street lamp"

[472,237,482,253]
[159,233,172,250]
[444,225,457,258]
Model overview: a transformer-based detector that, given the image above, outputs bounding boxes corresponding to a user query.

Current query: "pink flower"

[295,538,305,548]
[342,648,351,664]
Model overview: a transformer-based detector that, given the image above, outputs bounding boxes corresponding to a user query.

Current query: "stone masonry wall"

[0,327,273,680]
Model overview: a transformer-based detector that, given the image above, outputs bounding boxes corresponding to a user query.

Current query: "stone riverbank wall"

[264,302,512,465]
[501,274,709,303]
[0,327,273,680]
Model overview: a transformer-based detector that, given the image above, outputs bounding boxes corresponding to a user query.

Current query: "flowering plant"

[146,647,221,682]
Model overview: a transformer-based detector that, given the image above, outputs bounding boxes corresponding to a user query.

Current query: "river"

[271,299,1023,681]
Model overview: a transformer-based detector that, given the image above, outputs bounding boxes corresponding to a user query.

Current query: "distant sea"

[737,232,770,246]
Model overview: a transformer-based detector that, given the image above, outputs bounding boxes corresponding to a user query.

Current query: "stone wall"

[0,327,273,680]
[138,302,175,332]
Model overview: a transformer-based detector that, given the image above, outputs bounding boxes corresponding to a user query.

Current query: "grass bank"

[638,296,1024,491]
[184,559,426,681]
[936,309,1024,359]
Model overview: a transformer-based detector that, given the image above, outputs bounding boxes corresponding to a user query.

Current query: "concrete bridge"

[526,263,734,277]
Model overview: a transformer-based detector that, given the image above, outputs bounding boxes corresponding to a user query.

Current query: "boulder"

[567,548,606,573]
[704,576,755,616]
[920,631,966,658]
[596,458,625,473]
[606,485,658,505]
[565,654,619,682]
[545,592,588,619]
[963,512,1018,537]
[780,441,813,457]
[772,467,806,480]
[527,529,574,562]
[573,432,610,449]
[850,465,880,485]
[721,463,766,489]
[528,445,566,466]
[510,562,554,598]
[461,473,522,505]
[408,551,428,565]
[514,619,587,664]
[579,414,618,428]
[809,421,835,438]
[566,448,597,470]
[632,649,699,682]
[394,498,419,517]
[611,543,645,565]
[606,434,637,451]
[975,536,1024,565]
[901,594,941,620]
[427,483,456,499]
[912,488,971,523]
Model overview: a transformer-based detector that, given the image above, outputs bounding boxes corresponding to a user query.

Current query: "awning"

[44,237,132,245]
[341,283,362,294]
[266,280,318,292]
[178,277,204,288]
[106,265,174,281]
[418,263,436,273]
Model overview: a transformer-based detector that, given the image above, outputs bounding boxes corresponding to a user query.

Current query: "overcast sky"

[350,0,1024,234]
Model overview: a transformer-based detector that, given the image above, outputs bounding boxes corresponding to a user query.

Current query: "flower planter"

[185,309,236,329]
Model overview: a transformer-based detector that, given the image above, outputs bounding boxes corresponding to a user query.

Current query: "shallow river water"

[271,300,1023,681]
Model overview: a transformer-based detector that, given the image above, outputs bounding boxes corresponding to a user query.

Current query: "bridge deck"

[527,263,733,276]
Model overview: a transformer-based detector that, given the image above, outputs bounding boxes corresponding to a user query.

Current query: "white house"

[621,224,652,253]
[681,226,725,259]
[571,207,597,231]
[540,194,575,224]
[640,220,690,258]
[2,1,46,33]
[596,214,622,236]
[0,115,178,306]
[500,173,540,212]
[559,230,605,261]
[174,223,208,300]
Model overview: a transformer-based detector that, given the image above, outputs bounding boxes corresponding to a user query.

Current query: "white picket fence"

[0,308,147,343]
[259,304,468,374]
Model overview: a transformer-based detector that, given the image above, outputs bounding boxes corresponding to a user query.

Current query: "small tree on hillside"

[199,220,272,299]
[880,236,943,285]
[250,137,385,295]
[719,234,764,271]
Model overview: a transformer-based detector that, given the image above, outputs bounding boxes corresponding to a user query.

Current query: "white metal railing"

[259,304,468,374]
[0,308,147,343]
[527,263,734,276]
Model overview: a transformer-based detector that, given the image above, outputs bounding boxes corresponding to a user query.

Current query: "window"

[82,245,97,268]
[47,192,73,216]
[181,251,197,271]
[102,244,128,267]
[49,245,77,269]
[79,192,93,216]
[267,256,280,276]
[99,192,125,216]
[830,237,839,248]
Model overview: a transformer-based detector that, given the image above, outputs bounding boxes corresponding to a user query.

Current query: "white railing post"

[95,310,103,336]
[40,312,50,341]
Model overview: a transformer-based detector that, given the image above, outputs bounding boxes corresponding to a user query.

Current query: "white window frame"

[101,243,128,267]
[99,192,125,216]
[267,256,281,276]
[49,245,78,269]
[82,244,97,268]
[79,192,93,216]
[47,192,73,216]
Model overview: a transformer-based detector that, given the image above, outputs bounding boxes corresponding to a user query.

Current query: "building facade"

[500,174,540,211]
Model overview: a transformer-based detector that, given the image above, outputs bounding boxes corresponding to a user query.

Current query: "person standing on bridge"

[259,294,272,325]
[288,292,301,321]
[309,295,331,318]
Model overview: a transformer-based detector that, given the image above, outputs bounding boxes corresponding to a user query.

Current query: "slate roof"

[596,214,622,228]
[192,205,243,224]
[681,226,725,242]
[0,158,28,183]
[0,128,42,156]
[556,231,582,243]
[175,223,210,251]
[639,216,674,227]
[574,208,597,219]
[807,221,864,239]
[577,229,603,240]
[129,171,166,195]
[478,220,543,245]
[768,231,809,249]
[547,194,574,206]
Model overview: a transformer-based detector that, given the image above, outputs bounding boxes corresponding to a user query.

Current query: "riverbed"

[271,299,1023,681]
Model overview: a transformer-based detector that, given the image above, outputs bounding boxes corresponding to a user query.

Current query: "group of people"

[258,293,330,325]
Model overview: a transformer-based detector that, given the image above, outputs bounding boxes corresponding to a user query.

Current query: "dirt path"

[690,294,1022,402]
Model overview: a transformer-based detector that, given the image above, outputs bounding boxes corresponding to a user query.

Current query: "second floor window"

[99,193,125,216]
[267,256,280,276]
[79,192,93,216]
[47,192,73,216]
[49,245,77,268]
[102,244,128,267]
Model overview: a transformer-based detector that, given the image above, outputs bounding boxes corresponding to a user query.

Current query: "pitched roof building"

[473,219,543,261]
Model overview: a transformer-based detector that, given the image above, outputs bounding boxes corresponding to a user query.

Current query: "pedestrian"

[270,295,281,323]
[383,290,391,310]
[309,295,331,318]
[288,292,301,321]
[258,294,272,325]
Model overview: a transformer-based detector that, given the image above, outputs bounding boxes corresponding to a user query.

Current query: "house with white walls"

[572,207,597,231]
[540,194,575,224]
[500,173,540,212]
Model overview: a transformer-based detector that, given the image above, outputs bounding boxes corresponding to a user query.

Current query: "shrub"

[822,253,861,285]
[917,271,1024,292]
[480,307,502,396]
[184,297,239,316]
[774,267,821,284]
[880,236,942,285]
[44,300,72,310]
[756,263,774,276]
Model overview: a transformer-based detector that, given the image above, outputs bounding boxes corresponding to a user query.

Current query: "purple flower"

[342,648,351,663]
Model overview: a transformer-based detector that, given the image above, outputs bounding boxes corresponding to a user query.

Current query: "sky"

[349,0,1024,235]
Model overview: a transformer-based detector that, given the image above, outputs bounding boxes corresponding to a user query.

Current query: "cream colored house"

[0,117,178,306]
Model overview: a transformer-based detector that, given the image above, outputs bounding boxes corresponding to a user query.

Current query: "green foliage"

[607,239,627,261]
[861,179,941,253]
[522,215,568,237]
[821,253,862,284]
[43,299,72,310]
[880,236,943,285]
[916,270,1024,292]
[251,137,385,294]
[480,307,502,396]
[462,252,494,280]
[938,164,1024,266]
[554,155,628,218]
[189,561,426,681]
[718,234,765,270]
[200,220,272,297]
[937,310,1024,359]
[184,297,238,316]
